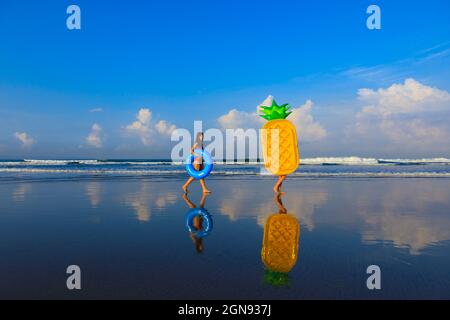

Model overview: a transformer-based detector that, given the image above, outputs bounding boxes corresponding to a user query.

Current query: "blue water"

[0,158,449,180]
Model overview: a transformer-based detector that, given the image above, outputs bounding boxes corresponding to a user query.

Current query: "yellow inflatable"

[261,194,300,286]
[260,97,300,176]
[261,213,300,273]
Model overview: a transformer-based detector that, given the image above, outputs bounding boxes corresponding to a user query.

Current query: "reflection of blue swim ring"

[185,149,213,180]
[186,208,213,238]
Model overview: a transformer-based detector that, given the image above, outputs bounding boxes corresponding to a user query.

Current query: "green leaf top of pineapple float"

[259,99,292,121]
[263,270,291,287]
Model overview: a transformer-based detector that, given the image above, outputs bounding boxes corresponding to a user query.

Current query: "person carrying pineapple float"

[259,96,300,193]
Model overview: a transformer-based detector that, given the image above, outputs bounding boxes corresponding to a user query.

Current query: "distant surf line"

[0,157,449,166]
[1,168,450,178]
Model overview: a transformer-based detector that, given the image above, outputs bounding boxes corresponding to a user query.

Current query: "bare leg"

[199,179,212,193]
[273,175,287,193]
[182,177,195,193]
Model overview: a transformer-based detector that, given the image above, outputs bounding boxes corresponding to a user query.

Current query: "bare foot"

[182,186,189,194]
[273,188,285,194]
[203,189,212,194]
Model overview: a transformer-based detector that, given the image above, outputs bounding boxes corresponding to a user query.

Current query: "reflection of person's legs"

[182,193,196,208]
[200,179,211,194]
[199,192,209,208]
[182,177,195,193]
[274,175,287,193]
[274,193,287,214]
[190,234,204,253]
[193,216,204,230]
[191,216,205,253]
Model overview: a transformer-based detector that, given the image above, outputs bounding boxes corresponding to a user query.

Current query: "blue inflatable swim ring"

[185,149,213,180]
[186,208,213,238]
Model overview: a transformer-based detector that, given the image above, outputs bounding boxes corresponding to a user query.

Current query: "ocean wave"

[291,172,450,178]
[22,159,175,166]
[1,168,449,178]
[23,159,100,165]
[377,158,450,165]
[0,157,448,167]
[301,157,379,165]
[0,168,186,174]
[302,157,450,166]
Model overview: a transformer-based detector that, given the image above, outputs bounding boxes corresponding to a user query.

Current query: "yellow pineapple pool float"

[261,209,300,286]
[262,213,300,273]
[260,97,300,176]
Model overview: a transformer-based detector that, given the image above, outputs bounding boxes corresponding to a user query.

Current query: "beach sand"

[1,176,449,299]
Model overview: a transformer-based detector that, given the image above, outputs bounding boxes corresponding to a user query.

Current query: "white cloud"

[378,119,447,145]
[137,108,151,124]
[155,120,177,136]
[353,79,450,151]
[217,109,264,130]
[358,78,450,117]
[89,108,103,113]
[14,132,35,148]
[217,95,327,142]
[341,44,450,84]
[290,100,327,141]
[126,108,152,145]
[125,108,176,146]
[342,65,404,84]
[86,123,103,148]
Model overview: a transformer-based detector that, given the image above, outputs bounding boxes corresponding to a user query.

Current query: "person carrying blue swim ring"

[182,132,212,194]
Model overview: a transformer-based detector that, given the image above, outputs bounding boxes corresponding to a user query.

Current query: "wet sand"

[0,176,449,299]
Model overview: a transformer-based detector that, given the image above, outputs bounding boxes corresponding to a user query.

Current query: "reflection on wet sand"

[219,185,327,230]
[219,179,450,256]
[115,177,450,261]
[124,183,177,222]
[12,184,30,202]
[2,177,450,299]
[257,191,327,231]
[183,193,213,254]
[261,194,300,286]
[86,181,101,208]
[355,180,450,254]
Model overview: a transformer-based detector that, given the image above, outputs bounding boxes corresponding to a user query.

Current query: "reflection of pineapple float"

[260,97,300,175]
[261,213,300,275]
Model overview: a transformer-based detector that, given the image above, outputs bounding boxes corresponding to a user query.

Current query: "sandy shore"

[0,176,449,299]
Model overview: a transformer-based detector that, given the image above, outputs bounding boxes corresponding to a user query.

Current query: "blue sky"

[0,0,449,159]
